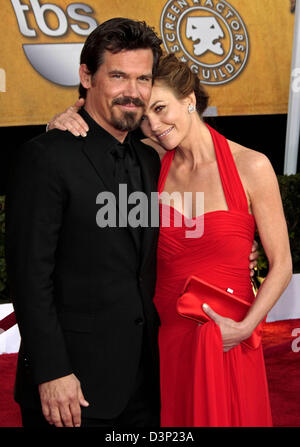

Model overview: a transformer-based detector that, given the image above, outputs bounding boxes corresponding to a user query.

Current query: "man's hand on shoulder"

[249,239,258,276]
[38,373,89,427]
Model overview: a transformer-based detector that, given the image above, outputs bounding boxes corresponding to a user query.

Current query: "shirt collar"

[79,108,131,153]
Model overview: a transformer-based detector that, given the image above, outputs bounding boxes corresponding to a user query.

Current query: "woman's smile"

[156,126,175,139]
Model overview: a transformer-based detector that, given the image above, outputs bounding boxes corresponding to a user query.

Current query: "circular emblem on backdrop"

[160,0,249,85]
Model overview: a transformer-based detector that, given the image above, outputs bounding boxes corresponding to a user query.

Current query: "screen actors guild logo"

[186,16,224,56]
[160,0,249,85]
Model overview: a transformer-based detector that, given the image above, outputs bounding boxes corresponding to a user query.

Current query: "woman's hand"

[202,303,250,352]
[47,98,88,137]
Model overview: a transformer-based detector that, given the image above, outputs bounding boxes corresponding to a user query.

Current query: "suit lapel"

[80,111,118,198]
[80,110,141,252]
[79,109,160,261]
[133,139,160,271]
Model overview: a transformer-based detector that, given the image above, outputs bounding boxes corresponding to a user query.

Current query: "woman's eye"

[141,115,148,121]
[155,105,165,113]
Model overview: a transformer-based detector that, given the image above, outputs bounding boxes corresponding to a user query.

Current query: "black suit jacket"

[5,110,161,419]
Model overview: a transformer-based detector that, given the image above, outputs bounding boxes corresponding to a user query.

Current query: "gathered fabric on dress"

[154,125,272,427]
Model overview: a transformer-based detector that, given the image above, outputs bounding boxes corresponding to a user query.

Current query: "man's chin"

[111,111,142,132]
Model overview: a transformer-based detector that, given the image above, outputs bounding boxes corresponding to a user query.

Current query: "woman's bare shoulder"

[228,139,273,175]
[227,139,277,198]
[141,138,166,161]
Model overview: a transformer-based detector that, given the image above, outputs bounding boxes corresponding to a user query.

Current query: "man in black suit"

[5,18,162,428]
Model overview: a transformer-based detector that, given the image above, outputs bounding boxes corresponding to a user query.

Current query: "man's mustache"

[112,96,145,108]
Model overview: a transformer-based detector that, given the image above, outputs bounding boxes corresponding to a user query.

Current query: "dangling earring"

[188,104,196,114]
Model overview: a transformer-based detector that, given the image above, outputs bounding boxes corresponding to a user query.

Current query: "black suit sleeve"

[5,139,73,384]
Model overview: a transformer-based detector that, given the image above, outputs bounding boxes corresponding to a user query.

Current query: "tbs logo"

[12,0,98,86]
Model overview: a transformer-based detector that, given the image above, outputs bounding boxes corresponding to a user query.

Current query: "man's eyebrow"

[108,70,127,76]
[108,70,153,79]
[140,73,153,79]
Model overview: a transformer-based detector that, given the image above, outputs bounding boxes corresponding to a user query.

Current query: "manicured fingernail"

[202,303,208,310]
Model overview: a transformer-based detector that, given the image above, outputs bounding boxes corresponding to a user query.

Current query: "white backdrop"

[266,273,300,322]
[0,303,20,355]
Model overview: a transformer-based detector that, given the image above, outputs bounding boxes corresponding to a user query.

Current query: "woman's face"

[140,82,195,151]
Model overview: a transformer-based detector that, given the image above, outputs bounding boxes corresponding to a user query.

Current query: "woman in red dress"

[138,54,292,427]
[48,54,292,427]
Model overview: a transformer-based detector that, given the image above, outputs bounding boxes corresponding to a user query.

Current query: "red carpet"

[0,353,22,427]
[0,319,299,427]
[262,319,300,427]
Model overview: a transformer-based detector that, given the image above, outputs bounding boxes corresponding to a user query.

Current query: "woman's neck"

[175,116,216,170]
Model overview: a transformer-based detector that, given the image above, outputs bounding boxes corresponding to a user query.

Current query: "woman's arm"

[46,98,167,160]
[239,150,292,334]
[203,149,292,351]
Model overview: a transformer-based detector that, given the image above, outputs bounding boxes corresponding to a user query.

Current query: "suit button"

[139,276,143,283]
[24,357,29,367]
[135,318,144,326]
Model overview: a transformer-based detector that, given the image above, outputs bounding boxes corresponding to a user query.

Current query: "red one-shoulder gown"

[154,125,272,427]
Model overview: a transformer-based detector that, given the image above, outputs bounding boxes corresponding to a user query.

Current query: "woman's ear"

[79,64,92,89]
[182,91,197,111]
[186,91,197,107]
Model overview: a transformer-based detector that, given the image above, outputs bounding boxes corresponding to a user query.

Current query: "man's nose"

[124,80,139,98]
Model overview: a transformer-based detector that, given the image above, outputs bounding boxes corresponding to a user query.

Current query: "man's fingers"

[41,403,52,424]
[38,374,88,427]
[249,250,258,261]
[248,261,256,270]
[59,402,75,427]
[77,381,89,408]
[49,405,64,427]
[70,401,82,427]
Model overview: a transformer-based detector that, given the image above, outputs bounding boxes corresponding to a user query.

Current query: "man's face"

[81,48,154,139]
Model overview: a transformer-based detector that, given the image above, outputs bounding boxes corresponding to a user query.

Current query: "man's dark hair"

[79,17,163,98]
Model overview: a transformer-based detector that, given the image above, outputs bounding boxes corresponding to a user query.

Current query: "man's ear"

[79,64,92,89]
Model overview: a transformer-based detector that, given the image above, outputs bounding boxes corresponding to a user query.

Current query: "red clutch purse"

[176,275,263,349]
